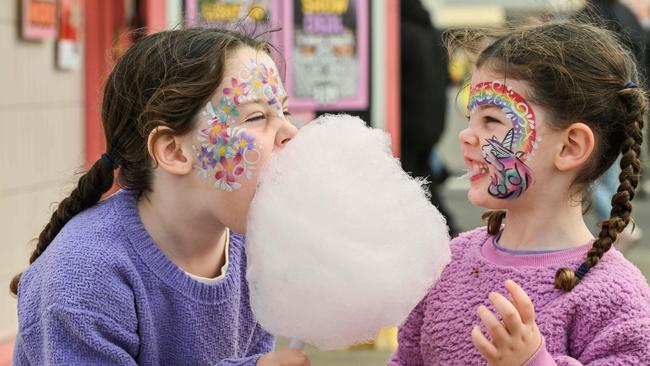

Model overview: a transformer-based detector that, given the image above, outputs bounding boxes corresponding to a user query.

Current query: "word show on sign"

[301,0,349,14]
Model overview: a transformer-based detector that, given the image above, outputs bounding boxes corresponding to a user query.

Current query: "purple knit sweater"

[13,190,274,365]
[390,227,650,365]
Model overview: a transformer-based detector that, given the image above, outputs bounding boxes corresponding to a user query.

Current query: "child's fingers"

[477,305,508,345]
[489,291,523,335]
[505,279,536,324]
[471,325,498,360]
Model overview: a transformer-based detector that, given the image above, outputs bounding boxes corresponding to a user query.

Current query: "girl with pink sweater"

[390,21,650,365]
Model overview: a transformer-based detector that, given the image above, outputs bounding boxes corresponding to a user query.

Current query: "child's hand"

[256,349,311,366]
[471,280,542,366]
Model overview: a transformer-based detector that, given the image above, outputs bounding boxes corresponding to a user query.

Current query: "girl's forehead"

[222,48,277,80]
[469,69,532,101]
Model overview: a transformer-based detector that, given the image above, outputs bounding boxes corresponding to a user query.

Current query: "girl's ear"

[555,122,595,172]
[147,126,194,175]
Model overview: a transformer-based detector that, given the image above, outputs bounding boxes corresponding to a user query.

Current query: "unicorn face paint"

[195,57,288,191]
[468,81,540,199]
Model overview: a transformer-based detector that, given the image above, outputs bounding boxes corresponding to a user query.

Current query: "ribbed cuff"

[524,337,556,366]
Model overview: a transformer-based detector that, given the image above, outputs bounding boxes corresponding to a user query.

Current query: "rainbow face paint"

[468,81,540,199]
[195,59,285,191]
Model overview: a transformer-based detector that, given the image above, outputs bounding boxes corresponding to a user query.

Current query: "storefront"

[83,0,400,164]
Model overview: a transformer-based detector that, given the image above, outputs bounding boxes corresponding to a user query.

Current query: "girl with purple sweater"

[390,21,650,365]
[11,29,310,366]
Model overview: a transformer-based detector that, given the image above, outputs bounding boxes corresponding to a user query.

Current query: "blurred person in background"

[400,0,458,236]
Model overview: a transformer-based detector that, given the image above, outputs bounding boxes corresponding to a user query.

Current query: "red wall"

[84,0,166,167]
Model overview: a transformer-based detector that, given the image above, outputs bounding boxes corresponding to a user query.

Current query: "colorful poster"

[185,0,280,29]
[56,0,82,71]
[22,0,57,40]
[283,0,368,110]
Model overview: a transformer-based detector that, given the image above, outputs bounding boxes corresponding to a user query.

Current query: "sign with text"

[56,0,82,70]
[283,0,368,110]
[22,0,57,40]
[185,0,281,29]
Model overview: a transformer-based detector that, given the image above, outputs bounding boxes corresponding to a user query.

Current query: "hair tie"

[100,153,116,170]
[575,261,591,280]
[623,81,638,89]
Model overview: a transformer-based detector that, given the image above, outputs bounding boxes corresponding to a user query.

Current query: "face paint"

[468,81,540,199]
[196,102,260,191]
[234,58,287,117]
[481,130,533,199]
[194,58,285,191]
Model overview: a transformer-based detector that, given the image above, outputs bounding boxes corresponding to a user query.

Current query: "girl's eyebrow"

[236,98,264,108]
[469,104,502,113]
[477,105,501,112]
[236,95,290,108]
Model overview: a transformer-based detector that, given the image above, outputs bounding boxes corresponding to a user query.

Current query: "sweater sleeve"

[525,316,650,366]
[558,261,650,366]
[388,298,426,366]
[553,317,650,366]
[512,306,650,366]
[216,323,275,366]
[14,305,140,365]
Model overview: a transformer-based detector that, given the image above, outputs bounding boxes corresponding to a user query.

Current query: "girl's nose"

[275,118,299,147]
[458,127,479,146]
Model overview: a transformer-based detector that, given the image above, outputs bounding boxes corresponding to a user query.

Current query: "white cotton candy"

[245,114,451,350]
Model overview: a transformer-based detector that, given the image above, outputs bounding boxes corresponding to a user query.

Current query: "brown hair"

[10,28,276,296]
[448,20,646,291]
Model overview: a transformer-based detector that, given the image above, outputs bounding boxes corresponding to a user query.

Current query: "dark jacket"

[400,0,448,176]
[582,0,646,66]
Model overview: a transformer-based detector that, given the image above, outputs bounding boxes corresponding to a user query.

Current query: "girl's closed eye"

[244,113,266,123]
[484,115,502,124]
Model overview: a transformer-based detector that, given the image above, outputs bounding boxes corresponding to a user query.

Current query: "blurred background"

[1,0,649,365]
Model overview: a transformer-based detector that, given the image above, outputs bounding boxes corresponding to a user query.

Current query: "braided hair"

[10,28,276,296]
[447,20,647,291]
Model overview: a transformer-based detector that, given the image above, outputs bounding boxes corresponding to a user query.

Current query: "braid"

[555,87,646,292]
[482,210,506,236]
[9,157,116,296]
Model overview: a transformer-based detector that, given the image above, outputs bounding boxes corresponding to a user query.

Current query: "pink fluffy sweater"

[389,227,650,365]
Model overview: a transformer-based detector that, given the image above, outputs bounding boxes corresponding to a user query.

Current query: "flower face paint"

[195,59,287,191]
[468,81,540,199]
[234,58,287,118]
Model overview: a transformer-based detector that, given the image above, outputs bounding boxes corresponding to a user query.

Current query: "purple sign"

[185,0,281,30]
[282,0,369,111]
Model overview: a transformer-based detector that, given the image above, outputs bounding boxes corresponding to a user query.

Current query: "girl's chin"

[467,188,507,210]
